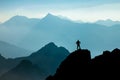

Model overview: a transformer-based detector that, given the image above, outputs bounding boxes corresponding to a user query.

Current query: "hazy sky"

[0,0,120,22]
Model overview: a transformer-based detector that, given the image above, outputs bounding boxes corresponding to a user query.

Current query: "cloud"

[1,0,120,8]
[0,0,120,12]
[0,0,120,22]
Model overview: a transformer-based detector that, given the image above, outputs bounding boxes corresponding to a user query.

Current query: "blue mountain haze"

[0,14,120,57]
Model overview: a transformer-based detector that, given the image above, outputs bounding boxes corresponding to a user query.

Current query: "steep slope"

[46,49,91,80]
[0,41,31,58]
[0,60,44,80]
[27,42,69,76]
[46,48,120,80]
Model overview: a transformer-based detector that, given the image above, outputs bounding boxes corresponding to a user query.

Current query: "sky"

[0,0,120,22]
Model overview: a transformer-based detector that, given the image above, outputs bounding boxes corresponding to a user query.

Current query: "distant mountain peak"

[10,15,28,20]
[46,13,56,17]
[3,15,29,25]
[46,13,54,17]
[42,13,60,21]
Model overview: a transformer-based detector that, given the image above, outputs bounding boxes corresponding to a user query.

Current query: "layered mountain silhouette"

[0,13,120,57]
[27,42,69,75]
[3,15,40,27]
[0,60,43,80]
[0,40,31,58]
[0,42,69,80]
[0,41,120,80]
[46,48,120,80]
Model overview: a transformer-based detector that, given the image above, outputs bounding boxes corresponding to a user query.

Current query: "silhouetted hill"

[27,42,69,76]
[0,60,43,80]
[0,42,69,80]
[92,48,120,65]
[46,48,120,80]
[0,54,17,76]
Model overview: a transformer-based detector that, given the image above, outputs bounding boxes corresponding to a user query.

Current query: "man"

[76,40,81,50]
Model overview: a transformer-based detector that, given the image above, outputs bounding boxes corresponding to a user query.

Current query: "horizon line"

[0,13,120,23]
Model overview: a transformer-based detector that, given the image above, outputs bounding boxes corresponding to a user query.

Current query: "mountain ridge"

[0,42,69,80]
[95,19,120,26]
[2,14,120,25]
[0,60,44,80]
[0,13,120,57]
[46,48,120,80]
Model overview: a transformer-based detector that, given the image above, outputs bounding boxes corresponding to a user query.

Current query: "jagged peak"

[40,42,58,51]
[29,42,58,56]
[45,42,57,47]
[42,13,60,20]
[29,42,70,58]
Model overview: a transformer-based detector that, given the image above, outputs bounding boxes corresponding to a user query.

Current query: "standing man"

[76,40,81,50]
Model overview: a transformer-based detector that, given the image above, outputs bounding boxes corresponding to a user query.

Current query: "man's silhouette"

[76,40,81,50]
